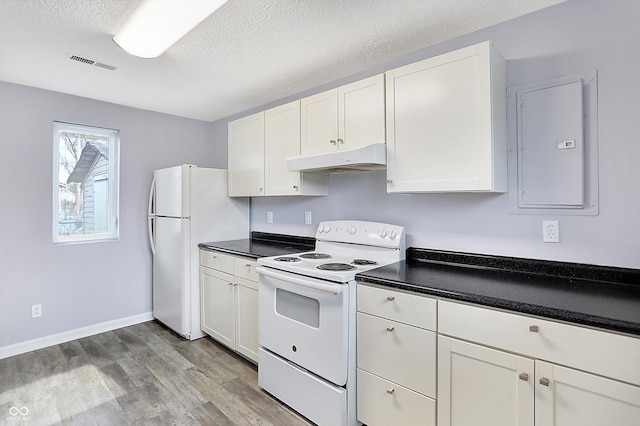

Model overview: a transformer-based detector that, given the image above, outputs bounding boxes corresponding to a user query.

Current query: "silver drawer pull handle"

[539,377,550,386]
[386,388,395,395]
[529,325,539,332]
[386,296,395,301]
[245,264,252,268]
[519,373,529,381]
[386,326,395,332]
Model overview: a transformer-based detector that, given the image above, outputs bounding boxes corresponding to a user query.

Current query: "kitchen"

[1,0,640,425]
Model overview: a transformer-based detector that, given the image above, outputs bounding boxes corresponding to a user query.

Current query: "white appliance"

[148,165,248,340]
[257,220,405,426]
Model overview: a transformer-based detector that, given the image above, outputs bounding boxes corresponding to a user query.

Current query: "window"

[53,122,119,244]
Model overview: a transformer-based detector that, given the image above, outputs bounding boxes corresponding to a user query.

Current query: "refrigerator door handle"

[148,176,156,217]
[148,177,157,255]
[148,215,156,256]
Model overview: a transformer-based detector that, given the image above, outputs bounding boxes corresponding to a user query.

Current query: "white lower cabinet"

[356,286,640,426]
[356,284,437,426]
[438,300,640,426]
[437,336,534,426]
[535,361,640,426]
[200,249,259,363]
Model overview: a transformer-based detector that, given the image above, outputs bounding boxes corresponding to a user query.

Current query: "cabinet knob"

[386,179,393,184]
[293,185,299,190]
[245,263,252,268]
[228,282,234,286]
[330,139,337,145]
[386,296,395,301]
[519,373,529,382]
[539,377,550,387]
[337,138,344,144]
[386,388,395,395]
[529,325,539,332]
[258,187,263,192]
[386,326,395,332]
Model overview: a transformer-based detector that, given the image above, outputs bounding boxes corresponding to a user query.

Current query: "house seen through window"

[53,122,119,244]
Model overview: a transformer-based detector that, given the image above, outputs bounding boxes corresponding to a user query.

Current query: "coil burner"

[299,253,332,260]
[316,263,357,271]
[274,256,301,262]
[352,259,378,266]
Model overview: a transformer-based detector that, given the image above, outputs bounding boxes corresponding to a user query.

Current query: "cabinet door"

[338,74,386,150]
[301,89,338,155]
[438,336,534,426]
[200,267,236,350]
[228,112,265,197]
[535,361,640,426]
[264,101,302,196]
[386,41,506,193]
[235,277,259,363]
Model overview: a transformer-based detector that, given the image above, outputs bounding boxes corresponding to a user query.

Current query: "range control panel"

[315,220,405,249]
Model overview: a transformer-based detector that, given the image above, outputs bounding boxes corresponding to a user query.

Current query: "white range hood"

[287,143,386,173]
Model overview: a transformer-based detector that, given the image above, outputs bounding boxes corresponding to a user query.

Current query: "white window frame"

[52,122,120,244]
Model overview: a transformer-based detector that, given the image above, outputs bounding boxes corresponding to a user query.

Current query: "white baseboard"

[0,312,154,360]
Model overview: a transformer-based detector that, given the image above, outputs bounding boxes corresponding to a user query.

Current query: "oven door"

[257,266,350,386]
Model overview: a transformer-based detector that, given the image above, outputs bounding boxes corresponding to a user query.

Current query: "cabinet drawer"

[438,300,640,386]
[199,250,234,274]
[357,368,435,426]
[357,284,436,330]
[234,258,258,282]
[357,312,435,397]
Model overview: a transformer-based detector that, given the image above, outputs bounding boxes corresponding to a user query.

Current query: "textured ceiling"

[0,0,566,122]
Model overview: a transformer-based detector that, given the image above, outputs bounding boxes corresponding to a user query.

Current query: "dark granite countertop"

[198,231,315,260]
[356,248,640,336]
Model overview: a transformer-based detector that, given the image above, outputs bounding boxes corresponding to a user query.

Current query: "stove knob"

[389,230,397,240]
[379,229,388,238]
[324,225,332,233]
[348,226,357,235]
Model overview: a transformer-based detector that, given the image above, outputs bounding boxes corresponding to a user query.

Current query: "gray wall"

[217,0,640,269]
[2,0,638,351]
[0,82,220,347]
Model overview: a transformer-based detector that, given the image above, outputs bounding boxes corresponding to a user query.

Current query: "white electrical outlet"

[305,211,312,225]
[266,211,273,224]
[543,220,560,243]
[32,304,42,318]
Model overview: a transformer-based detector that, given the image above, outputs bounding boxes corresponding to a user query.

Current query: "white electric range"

[257,220,405,426]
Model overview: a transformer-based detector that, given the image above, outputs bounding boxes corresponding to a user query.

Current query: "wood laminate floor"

[0,321,313,426]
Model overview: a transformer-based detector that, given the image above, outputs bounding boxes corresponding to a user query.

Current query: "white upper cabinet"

[301,74,385,155]
[228,102,327,197]
[264,101,327,196]
[385,41,507,193]
[228,112,265,197]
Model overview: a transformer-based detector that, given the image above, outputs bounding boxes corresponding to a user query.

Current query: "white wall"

[217,0,640,269]
[0,82,223,349]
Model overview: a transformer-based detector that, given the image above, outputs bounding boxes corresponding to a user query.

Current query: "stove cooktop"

[258,220,406,283]
[259,251,394,283]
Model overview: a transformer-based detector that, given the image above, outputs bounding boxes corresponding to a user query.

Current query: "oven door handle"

[256,267,344,295]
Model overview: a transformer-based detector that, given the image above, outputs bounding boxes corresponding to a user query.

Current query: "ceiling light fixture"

[113,0,228,59]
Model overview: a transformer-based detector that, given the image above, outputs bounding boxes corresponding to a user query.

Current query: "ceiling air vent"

[68,54,117,71]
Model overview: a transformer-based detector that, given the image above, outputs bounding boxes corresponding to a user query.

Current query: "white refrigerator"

[148,165,248,340]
